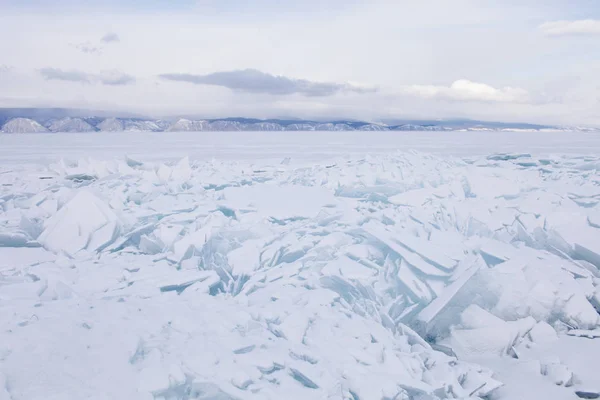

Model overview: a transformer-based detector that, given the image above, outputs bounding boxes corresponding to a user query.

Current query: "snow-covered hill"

[166,119,211,132]
[97,118,125,132]
[1,118,49,133]
[2,111,599,133]
[122,119,163,132]
[46,117,96,133]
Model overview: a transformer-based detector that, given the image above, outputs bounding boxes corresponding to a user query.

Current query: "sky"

[1,0,600,125]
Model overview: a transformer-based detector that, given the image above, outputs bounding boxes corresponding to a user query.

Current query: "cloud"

[159,69,376,96]
[540,20,600,36]
[101,32,120,43]
[40,68,92,83]
[39,68,135,85]
[400,80,530,103]
[72,34,119,55]
[73,42,103,55]
[98,70,136,85]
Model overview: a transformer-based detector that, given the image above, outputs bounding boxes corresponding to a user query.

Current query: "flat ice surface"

[1,131,600,400]
[1,130,600,164]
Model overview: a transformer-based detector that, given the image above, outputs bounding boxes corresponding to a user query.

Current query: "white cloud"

[400,80,529,103]
[540,20,600,36]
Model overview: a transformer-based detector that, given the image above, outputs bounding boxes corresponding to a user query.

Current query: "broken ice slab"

[171,212,232,263]
[413,255,484,336]
[19,215,43,239]
[179,274,223,296]
[87,221,120,253]
[461,372,504,398]
[566,330,600,339]
[398,247,452,279]
[64,173,97,183]
[0,247,55,271]
[397,259,434,303]
[364,224,457,272]
[319,275,366,306]
[158,270,221,294]
[388,187,440,207]
[13,192,48,209]
[231,373,254,391]
[0,232,40,248]
[38,190,122,256]
[387,295,412,323]
[514,158,539,168]
[138,234,163,255]
[153,224,184,249]
[481,257,529,276]
[170,156,193,183]
[106,222,158,252]
[459,304,507,330]
[487,153,532,161]
[334,184,404,200]
[320,255,377,281]
[576,391,600,399]
[228,240,262,277]
[546,257,596,279]
[38,278,75,301]
[479,239,519,266]
[574,241,600,270]
[444,308,536,358]
[396,377,436,398]
[187,382,239,400]
[551,224,600,269]
[572,197,599,208]
[428,229,468,262]
[528,321,559,345]
[124,155,143,168]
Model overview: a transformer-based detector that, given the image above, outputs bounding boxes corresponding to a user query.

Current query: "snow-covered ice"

[0,131,599,399]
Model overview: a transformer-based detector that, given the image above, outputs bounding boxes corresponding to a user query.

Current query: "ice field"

[1,131,600,400]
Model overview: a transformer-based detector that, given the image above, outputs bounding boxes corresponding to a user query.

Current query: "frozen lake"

[1,130,600,399]
[1,130,599,164]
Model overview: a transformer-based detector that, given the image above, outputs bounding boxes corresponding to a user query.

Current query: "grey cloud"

[98,71,135,85]
[101,32,120,43]
[40,67,92,83]
[159,69,376,96]
[40,68,135,86]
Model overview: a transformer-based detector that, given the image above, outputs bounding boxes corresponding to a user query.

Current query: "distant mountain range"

[0,108,597,133]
